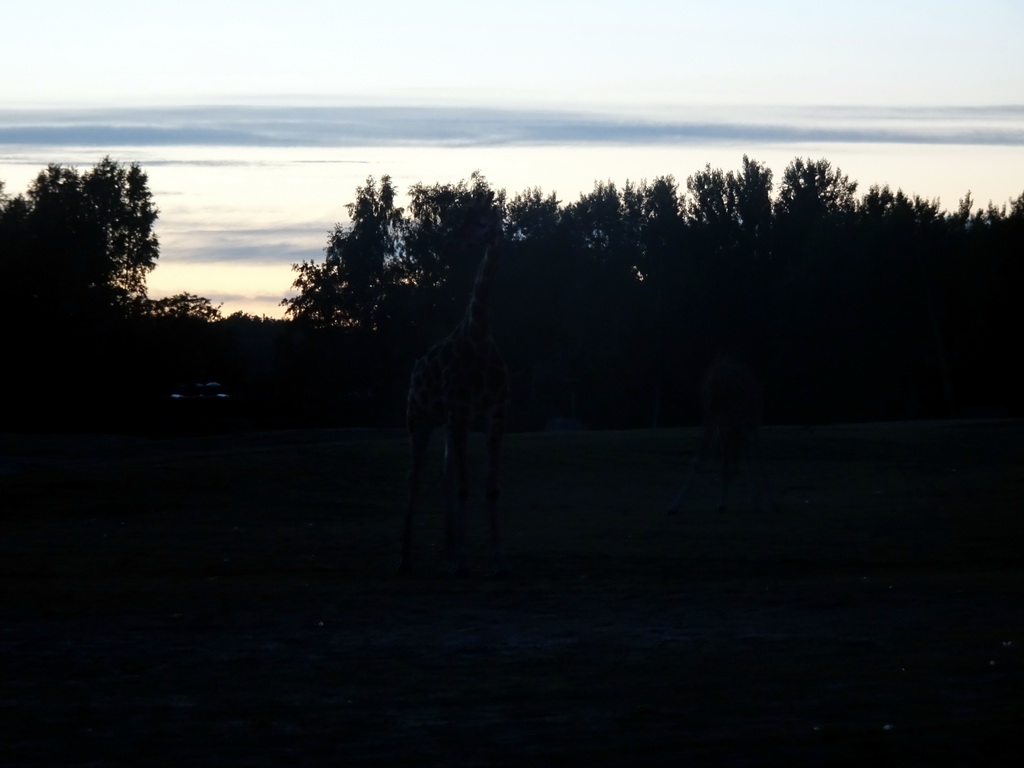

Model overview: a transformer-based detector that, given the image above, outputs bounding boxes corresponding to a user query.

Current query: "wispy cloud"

[1,105,1022,148]
[197,291,294,305]
[160,226,323,265]
[146,287,293,317]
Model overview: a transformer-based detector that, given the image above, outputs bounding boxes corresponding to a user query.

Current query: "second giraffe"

[667,353,773,514]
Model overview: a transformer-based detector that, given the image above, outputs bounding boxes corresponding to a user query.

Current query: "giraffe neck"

[462,242,499,335]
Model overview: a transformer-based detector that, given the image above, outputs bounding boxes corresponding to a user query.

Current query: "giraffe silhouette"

[400,191,511,576]
[667,353,773,514]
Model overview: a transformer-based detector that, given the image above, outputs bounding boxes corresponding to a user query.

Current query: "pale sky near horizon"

[3,0,1023,317]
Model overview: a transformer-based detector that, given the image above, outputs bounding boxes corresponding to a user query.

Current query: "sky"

[2,0,1023,316]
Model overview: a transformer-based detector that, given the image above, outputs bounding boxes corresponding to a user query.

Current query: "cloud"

[197,291,292,304]
[146,286,291,317]
[161,225,323,265]
[2,105,1022,148]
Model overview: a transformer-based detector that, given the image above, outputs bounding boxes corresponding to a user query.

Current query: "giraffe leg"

[750,430,775,512]
[667,425,713,514]
[399,419,432,573]
[485,415,510,577]
[717,462,730,513]
[667,454,698,514]
[718,426,739,513]
[443,421,470,576]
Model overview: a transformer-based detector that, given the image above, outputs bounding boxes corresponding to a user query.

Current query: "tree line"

[2,156,1021,434]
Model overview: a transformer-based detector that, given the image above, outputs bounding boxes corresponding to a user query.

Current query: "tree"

[401,172,504,346]
[681,159,773,371]
[775,157,857,222]
[0,158,164,429]
[282,175,403,330]
[559,181,651,426]
[630,176,688,426]
[148,292,223,321]
[940,190,1024,416]
[497,186,572,426]
[853,185,951,418]
[83,157,160,300]
[730,155,774,264]
[684,156,773,273]
[0,156,159,321]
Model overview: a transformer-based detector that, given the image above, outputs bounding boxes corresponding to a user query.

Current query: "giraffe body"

[401,197,510,576]
[668,353,773,514]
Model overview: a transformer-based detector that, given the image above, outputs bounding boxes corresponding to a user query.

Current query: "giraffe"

[400,192,511,576]
[667,353,773,514]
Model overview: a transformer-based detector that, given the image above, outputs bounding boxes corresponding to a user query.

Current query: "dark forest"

[2,156,1021,434]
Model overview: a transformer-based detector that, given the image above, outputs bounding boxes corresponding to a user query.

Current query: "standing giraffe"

[667,353,773,514]
[400,193,511,576]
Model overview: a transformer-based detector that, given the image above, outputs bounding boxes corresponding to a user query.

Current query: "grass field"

[2,421,1023,766]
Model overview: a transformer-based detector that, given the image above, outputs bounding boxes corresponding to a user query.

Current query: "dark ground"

[2,421,1022,766]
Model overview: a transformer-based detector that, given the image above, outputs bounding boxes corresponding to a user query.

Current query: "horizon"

[3,121,1022,318]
